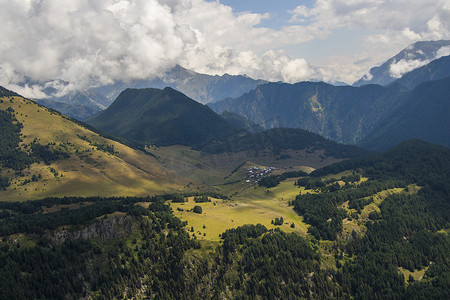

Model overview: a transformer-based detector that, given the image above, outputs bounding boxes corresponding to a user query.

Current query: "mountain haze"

[22,65,266,116]
[93,65,267,105]
[36,99,103,121]
[220,110,264,133]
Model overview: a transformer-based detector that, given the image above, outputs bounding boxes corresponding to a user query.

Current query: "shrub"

[193,206,202,214]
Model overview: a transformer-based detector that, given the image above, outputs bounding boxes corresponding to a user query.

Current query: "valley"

[0,88,349,234]
[1,0,450,295]
[0,40,449,299]
[0,137,448,299]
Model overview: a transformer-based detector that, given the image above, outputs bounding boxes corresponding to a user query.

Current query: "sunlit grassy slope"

[0,95,187,200]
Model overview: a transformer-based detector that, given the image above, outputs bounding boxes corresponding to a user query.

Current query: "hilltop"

[86,87,240,148]
[0,87,187,200]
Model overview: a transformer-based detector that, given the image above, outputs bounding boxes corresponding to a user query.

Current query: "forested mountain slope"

[87,87,239,148]
[209,81,407,145]
[361,76,450,150]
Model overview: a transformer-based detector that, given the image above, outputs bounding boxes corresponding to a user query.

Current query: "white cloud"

[436,46,450,58]
[389,59,430,78]
[0,0,194,93]
[0,0,326,97]
[289,0,450,35]
[388,44,450,78]
[0,0,449,98]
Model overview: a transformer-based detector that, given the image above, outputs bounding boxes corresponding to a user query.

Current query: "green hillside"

[87,87,239,147]
[1,85,449,299]
[0,87,188,200]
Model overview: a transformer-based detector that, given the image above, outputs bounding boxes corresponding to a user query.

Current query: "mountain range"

[209,81,405,145]
[92,65,267,105]
[210,53,450,150]
[27,40,450,129]
[0,85,366,201]
[28,65,265,120]
[360,76,450,150]
[1,86,449,298]
[86,86,367,161]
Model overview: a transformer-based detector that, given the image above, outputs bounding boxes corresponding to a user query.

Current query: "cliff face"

[46,214,135,244]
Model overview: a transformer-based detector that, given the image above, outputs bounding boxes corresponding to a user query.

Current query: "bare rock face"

[47,215,135,244]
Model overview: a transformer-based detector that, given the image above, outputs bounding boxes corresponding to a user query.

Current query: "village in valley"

[244,166,276,184]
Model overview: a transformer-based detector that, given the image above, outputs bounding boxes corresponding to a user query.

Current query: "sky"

[1,0,449,98]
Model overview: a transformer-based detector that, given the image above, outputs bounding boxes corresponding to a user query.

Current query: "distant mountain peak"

[354,40,450,87]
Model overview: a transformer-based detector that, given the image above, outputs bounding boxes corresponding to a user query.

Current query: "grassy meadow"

[169,177,310,242]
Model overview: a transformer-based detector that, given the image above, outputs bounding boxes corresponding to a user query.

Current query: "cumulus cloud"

[0,0,323,98]
[436,46,450,58]
[0,0,192,93]
[289,0,450,35]
[0,0,449,98]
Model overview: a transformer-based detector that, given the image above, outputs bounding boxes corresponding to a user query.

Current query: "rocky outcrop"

[46,214,135,244]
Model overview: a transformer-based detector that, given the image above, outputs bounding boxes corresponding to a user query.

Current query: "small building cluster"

[244,166,276,184]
